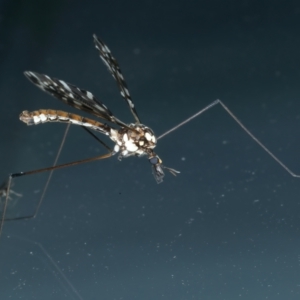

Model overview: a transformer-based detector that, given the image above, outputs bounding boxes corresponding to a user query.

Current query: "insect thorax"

[110,123,157,158]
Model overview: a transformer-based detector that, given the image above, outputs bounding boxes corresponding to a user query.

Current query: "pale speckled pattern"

[23,39,174,183]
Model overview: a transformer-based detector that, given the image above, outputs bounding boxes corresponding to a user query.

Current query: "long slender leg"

[32,125,112,222]
[3,234,84,299]
[0,149,114,236]
[158,99,300,178]
[81,126,112,152]
[34,123,70,226]
[0,117,114,236]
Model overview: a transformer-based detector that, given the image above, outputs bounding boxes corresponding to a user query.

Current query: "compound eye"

[149,156,159,165]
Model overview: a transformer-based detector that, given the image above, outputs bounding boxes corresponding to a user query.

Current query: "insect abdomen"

[19,109,111,135]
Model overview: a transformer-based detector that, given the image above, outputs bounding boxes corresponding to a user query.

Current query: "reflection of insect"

[0,181,22,216]
[0,34,299,236]
[1,234,83,299]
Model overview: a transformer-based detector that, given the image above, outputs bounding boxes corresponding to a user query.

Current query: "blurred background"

[0,0,300,299]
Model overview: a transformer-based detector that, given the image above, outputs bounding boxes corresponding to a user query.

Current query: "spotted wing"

[24,71,128,127]
[93,34,141,124]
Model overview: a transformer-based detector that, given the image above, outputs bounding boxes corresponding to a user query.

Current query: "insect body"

[0,34,299,236]
[20,35,179,184]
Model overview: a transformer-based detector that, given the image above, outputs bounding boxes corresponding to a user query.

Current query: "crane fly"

[0,34,299,236]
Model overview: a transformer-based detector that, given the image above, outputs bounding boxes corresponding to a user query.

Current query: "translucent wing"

[24,71,128,128]
[93,34,141,124]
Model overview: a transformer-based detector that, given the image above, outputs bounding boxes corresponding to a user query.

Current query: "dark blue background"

[1,0,300,299]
